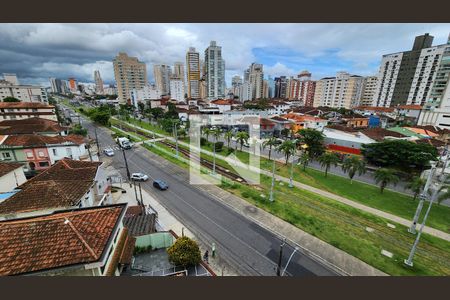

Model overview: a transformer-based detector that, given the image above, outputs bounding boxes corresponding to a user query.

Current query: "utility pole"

[173,122,179,157]
[122,148,131,186]
[94,126,100,159]
[138,181,144,207]
[276,238,286,276]
[289,155,296,188]
[212,133,217,176]
[282,246,299,276]
[269,160,276,202]
[87,143,93,162]
[133,180,139,203]
[409,163,436,234]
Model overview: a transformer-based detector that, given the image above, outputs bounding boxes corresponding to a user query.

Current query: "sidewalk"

[117,120,450,242]
[103,163,237,276]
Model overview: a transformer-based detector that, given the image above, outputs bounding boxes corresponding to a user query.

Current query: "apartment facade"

[274,76,288,99]
[205,41,225,100]
[94,70,104,94]
[0,102,57,121]
[113,52,148,104]
[373,33,449,107]
[360,76,378,106]
[169,78,185,102]
[313,72,364,109]
[287,71,316,106]
[186,47,201,99]
[153,64,172,96]
[247,63,264,100]
[0,81,48,103]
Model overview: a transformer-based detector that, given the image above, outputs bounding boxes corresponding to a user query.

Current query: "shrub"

[167,237,201,267]
[241,191,250,198]
[200,137,208,146]
[213,141,224,152]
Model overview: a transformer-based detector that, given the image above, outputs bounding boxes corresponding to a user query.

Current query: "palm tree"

[211,127,222,151]
[235,131,249,151]
[341,156,366,184]
[318,152,340,177]
[202,127,212,142]
[281,128,290,139]
[262,136,278,160]
[224,130,233,150]
[277,140,297,165]
[374,168,399,194]
[299,151,310,171]
[405,176,426,200]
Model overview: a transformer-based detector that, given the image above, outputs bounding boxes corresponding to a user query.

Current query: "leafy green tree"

[361,140,437,172]
[2,97,20,102]
[137,102,145,115]
[374,168,399,194]
[299,151,310,171]
[224,130,234,149]
[202,127,212,142]
[405,176,426,201]
[297,128,325,158]
[164,102,178,119]
[236,131,249,151]
[281,128,290,139]
[167,237,201,268]
[277,140,297,165]
[70,124,88,137]
[262,136,278,160]
[90,110,110,126]
[341,156,367,184]
[150,107,164,120]
[318,152,340,177]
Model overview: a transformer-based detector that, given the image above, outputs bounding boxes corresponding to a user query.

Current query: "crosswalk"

[102,144,122,151]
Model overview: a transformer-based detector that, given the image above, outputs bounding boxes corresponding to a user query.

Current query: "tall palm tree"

[405,176,426,201]
[341,155,366,184]
[299,151,310,171]
[224,130,233,150]
[374,168,399,194]
[202,127,212,142]
[262,136,278,160]
[211,127,222,151]
[318,152,340,177]
[236,131,249,151]
[277,140,297,165]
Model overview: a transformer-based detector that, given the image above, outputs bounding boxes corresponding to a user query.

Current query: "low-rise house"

[0,204,133,276]
[0,102,57,121]
[270,116,293,136]
[395,105,422,123]
[0,117,69,136]
[341,115,369,129]
[322,127,376,155]
[208,99,242,114]
[281,113,328,132]
[0,162,26,193]
[0,134,90,175]
[266,100,291,115]
[238,116,276,138]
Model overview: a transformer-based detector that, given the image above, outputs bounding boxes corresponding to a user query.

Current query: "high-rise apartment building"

[0,80,48,103]
[205,41,225,99]
[286,71,316,106]
[153,64,172,96]
[231,75,243,100]
[247,63,264,100]
[2,73,19,85]
[313,72,364,109]
[68,78,77,93]
[113,52,148,104]
[262,80,269,99]
[186,47,201,99]
[94,70,104,94]
[360,76,378,106]
[199,77,207,100]
[241,81,253,101]
[373,33,448,107]
[173,62,185,84]
[274,76,288,99]
[169,78,185,102]
[267,76,275,98]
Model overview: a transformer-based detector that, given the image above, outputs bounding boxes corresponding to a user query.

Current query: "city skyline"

[0,24,449,88]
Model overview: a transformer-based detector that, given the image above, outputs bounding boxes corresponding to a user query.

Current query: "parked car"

[131,173,149,181]
[103,148,115,157]
[153,179,169,190]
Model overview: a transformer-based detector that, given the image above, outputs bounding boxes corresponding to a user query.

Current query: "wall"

[0,168,27,193]
[135,232,175,249]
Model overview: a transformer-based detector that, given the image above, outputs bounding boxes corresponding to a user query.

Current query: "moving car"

[153,179,169,190]
[131,173,149,181]
[103,148,114,157]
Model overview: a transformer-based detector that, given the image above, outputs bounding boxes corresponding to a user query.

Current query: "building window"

[26,152,34,158]
[52,149,57,156]
[38,151,45,157]
[2,152,11,160]
[39,161,50,167]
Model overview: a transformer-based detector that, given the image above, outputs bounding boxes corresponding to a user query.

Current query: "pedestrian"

[203,250,209,264]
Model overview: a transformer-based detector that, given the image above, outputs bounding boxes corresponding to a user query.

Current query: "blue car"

[153,179,169,190]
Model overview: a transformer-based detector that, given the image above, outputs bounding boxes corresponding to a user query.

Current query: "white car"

[103,148,114,157]
[131,173,149,181]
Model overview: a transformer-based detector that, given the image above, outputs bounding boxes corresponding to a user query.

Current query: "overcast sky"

[0,23,449,87]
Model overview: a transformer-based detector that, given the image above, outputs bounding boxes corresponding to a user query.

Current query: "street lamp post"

[122,148,131,186]
[276,238,286,276]
[408,162,436,234]
[269,159,276,202]
[281,246,300,276]
[289,154,295,188]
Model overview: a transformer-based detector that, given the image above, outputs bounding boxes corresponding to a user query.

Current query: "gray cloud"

[0,23,448,87]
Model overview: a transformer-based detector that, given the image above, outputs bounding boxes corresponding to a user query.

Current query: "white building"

[186,47,201,99]
[94,70,104,94]
[0,80,48,103]
[0,102,57,121]
[130,85,162,107]
[2,73,19,85]
[169,78,185,102]
[0,162,27,193]
[247,63,264,100]
[241,82,253,102]
[360,76,378,106]
[153,64,172,95]
[205,41,225,100]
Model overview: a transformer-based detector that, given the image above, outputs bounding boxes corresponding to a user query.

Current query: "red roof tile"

[1,134,86,147]
[0,118,67,135]
[0,204,126,275]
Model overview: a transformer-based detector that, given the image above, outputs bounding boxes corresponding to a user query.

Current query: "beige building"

[0,80,48,103]
[360,76,378,106]
[186,47,201,99]
[313,72,364,109]
[153,64,172,96]
[0,162,26,193]
[113,52,148,104]
[0,102,57,121]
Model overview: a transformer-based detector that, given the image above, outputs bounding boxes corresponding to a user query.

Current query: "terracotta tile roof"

[0,162,23,178]
[1,134,86,147]
[0,118,67,135]
[397,105,422,110]
[0,102,54,109]
[353,106,395,113]
[282,113,326,123]
[21,158,102,187]
[0,204,126,276]
[0,180,93,215]
[210,99,240,105]
[415,138,446,147]
[327,124,358,132]
[360,128,408,142]
[270,116,290,122]
[125,205,144,217]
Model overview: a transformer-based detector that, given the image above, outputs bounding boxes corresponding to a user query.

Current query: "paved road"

[71,109,338,276]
